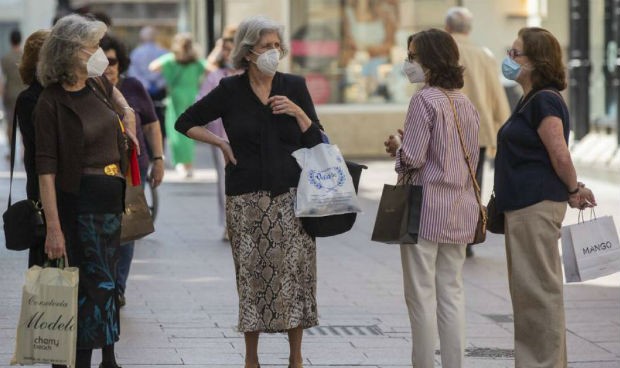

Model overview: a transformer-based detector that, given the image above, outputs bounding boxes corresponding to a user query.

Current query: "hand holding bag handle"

[440,90,487,244]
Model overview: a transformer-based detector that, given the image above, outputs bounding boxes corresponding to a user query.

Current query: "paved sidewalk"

[0,148,619,367]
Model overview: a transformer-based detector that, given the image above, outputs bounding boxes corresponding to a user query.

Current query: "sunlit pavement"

[1,142,618,367]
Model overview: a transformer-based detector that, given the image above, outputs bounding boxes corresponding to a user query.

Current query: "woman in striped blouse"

[385,29,480,368]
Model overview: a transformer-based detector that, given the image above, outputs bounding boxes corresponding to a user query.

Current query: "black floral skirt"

[58,175,124,349]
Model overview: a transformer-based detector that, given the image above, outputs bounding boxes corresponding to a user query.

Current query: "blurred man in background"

[445,7,511,257]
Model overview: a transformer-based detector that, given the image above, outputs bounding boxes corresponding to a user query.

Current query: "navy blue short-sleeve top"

[494,89,570,212]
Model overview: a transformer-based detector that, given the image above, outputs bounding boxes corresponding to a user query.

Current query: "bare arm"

[148,58,163,73]
[39,174,66,259]
[538,116,596,208]
[111,87,139,154]
[142,120,165,187]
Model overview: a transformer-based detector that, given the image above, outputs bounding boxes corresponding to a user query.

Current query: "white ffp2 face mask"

[83,47,109,77]
[252,49,280,76]
[402,60,425,83]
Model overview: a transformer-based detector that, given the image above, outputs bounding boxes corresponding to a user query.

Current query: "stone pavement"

[0,144,619,368]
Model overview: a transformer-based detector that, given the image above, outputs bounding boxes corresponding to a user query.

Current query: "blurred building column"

[604,0,620,144]
[569,0,591,140]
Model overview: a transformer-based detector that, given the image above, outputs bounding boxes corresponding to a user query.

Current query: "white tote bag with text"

[292,143,362,217]
[11,264,79,366]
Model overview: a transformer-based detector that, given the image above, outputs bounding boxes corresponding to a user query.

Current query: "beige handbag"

[120,184,154,243]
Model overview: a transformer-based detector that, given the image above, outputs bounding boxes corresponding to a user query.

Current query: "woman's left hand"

[268,95,301,117]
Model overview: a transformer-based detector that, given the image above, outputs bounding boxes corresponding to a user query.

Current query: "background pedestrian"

[150,32,206,178]
[445,6,511,257]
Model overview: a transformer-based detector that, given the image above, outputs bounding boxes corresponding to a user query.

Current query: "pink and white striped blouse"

[395,86,480,244]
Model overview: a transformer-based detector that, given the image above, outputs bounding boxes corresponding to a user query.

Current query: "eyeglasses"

[507,48,525,59]
[406,52,417,62]
[107,57,118,66]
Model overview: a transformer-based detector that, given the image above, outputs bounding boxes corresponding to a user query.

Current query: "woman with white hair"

[176,15,323,368]
[35,14,137,368]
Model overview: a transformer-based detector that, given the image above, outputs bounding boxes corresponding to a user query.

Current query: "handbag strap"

[6,111,18,208]
[439,89,485,220]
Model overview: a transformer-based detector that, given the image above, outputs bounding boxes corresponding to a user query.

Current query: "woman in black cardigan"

[176,16,322,368]
[14,29,49,267]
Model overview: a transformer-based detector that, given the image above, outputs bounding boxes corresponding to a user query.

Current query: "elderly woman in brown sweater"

[35,14,137,368]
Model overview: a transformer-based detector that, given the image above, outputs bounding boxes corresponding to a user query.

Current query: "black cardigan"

[15,81,43,200]
[176,72,323,196]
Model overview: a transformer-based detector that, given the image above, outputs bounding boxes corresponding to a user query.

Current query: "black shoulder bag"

[3,113,46,251]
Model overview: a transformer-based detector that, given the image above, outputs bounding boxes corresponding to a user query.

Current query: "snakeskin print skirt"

[226,188,318,333]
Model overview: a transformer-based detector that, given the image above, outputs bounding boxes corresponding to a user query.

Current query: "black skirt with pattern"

[57,175,124,349]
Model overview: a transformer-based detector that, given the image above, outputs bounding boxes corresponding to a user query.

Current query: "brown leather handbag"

[120,184,154,243]
[442,90,487,245]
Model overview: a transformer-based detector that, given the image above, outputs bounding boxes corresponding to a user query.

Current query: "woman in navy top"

[176,16,322,368]
[494,27,596,368]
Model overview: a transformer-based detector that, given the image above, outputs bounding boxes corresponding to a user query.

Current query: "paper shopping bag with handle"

[371,183,423,244]
[11,259,78,366]
[561,212,620,283]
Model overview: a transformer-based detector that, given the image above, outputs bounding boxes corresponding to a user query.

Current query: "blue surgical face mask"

[501,57,521,80]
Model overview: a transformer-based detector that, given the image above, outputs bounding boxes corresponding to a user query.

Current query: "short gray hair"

[37,14,107,87]
[445,7,473,34]
[231,15,288,70]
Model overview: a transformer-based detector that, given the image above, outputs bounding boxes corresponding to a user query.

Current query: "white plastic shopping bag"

[11,263,79,366]
[561,213,620,283]
[292,143,362,217]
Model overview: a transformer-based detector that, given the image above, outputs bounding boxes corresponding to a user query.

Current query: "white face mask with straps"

[402,60,425,83]
[251,49,280,76]
[82,47,109,77]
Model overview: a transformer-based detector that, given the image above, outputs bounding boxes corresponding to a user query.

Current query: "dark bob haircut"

[408,28,464,89]
[518,27,567,91]
[99,34,130,74]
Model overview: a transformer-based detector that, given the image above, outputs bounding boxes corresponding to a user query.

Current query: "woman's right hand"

[45,226,66,260]
[384,129,404,157]
[219,141,237,165]
[568,184,597,209]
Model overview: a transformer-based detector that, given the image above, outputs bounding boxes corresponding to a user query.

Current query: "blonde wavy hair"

[37,14,107,87]
[171,33,198,64]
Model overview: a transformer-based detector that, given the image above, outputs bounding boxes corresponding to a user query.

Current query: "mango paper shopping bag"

[561,214,620,282]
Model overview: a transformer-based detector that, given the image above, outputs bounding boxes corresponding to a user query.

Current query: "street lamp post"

[569,0,591,141]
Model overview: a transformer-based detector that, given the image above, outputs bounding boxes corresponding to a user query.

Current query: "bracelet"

[568,186,580,195]
[151,156,164,162]
[122,106,135,112]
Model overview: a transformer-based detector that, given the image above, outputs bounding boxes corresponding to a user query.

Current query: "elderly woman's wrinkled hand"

[45,227,66,260]
[384,129,403,157]
[568,185,597,209]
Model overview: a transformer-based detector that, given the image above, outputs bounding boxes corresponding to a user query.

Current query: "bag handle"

[439,89,486,222]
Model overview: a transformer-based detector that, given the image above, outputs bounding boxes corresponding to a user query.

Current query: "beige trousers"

[401,238,467,368]
[505,200,568,368]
